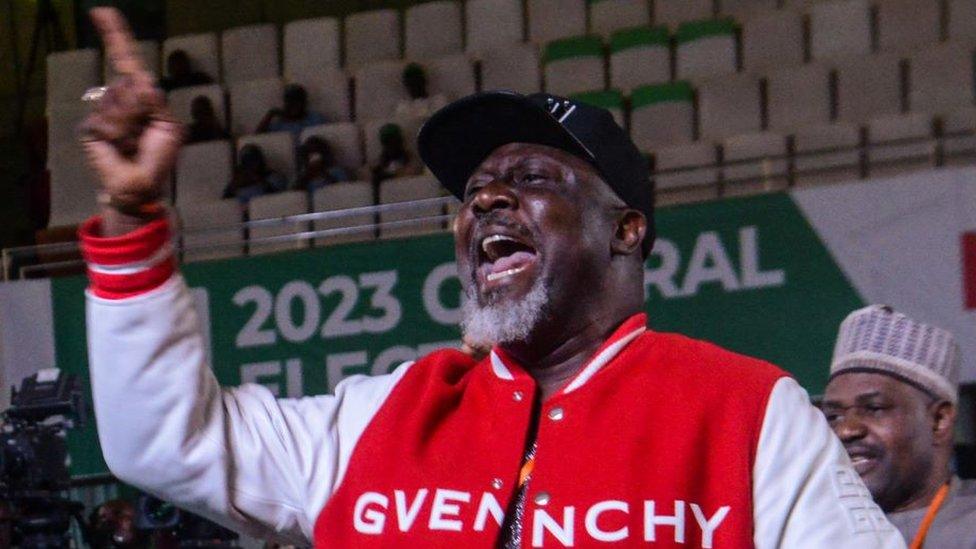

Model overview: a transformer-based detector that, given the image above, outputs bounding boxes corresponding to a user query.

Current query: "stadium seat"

[312,181,377,246]
[175,140,235,208]
[248,191,311,255]
[909,43,976,117]
[354,61,409,121]
[866,113,935,178]
[427,54,477,100]
[528,0,587,45]
[697,73,761,141]
[721,131,788,196]
[654,0,714,29]
[47,147,100,228]
[948,0,976,43]
[465,0,525,57]
[651,142,719,205]
[675,19,738,83]
[162,33,219,82]
[289,67,352,122]
[104,40,160,81]
[229,77,283,136]
[570,89,626,128]
[481,43,543,94]
[177,199,244,263]
[363,117,424,167]
[630,82,696,150]
[405,1,463,59]
[876,0,940,56]
[942,107,976,165]
[221,24,280,83]
[742,9,804,74]
[543,36,606,97]
[47,102,91,152]
[379,175,446,238]
[609,26,670,92]
[299,123,364,173]
[167,84,227,127]
[283,17,341,79]
[345,9,401,68]
[835,53,904,124]
[793,122,862,186]
[590,0,650,38]
[767,64,831,133]
[237,131,297,181]
[718,0,778,21]
[47,49,100,108]
[809,0,871,62]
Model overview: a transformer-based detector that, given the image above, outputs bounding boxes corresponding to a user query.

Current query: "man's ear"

[611,209,646,256]
[930,400,956,446]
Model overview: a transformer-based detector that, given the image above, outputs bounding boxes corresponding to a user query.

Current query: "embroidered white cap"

[829,305,960,403]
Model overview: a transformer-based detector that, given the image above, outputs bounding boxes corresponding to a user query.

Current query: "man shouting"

[79,8,903,548]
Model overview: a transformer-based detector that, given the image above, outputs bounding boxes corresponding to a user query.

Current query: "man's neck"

[891,466,953,513]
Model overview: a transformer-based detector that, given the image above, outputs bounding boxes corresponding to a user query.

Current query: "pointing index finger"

[90,7,148,79]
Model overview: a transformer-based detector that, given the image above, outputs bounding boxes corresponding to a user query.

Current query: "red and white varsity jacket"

[81,217,905,548]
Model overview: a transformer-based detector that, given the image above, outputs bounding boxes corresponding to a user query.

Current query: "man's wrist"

[98,199,167,237]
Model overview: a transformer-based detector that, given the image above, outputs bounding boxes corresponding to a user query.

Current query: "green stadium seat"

[630,81,695,150]
[543,35,606,96]
[609,26,670,92]
[675,19,738,82]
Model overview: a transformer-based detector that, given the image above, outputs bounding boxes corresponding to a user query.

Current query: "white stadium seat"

[345,9,401,68]
[177,199,244,263]
[651,142,719,205]
[283,17,341,79]
[543,36,605,96]
[47,49,100,108]
[312,181,376,246]
[175,140,235,208]
[221,24,279,83]
[742,9,804,74]
[675,19,738,83]
[248,191,311,255]
[719,0,778,21]
[379,175,446,238]
[609,26,670,92]
[767,64,831,133]
[405,1,463,60]
[47,147,100,228]
[47,102,91,152]
[481,43,542,94]
[528,0,587,45]
[163,33,219,81]
[427,54,477,100]
[299,123,364,173]
[290,67,351,122]
[630,82,696,150]
[835,53,903,124]
[722,131,788,196]
[590,0,650,38]
[229,77,283,136]
[654,0,713,29]
[909,43,976,117]
[866,113,935,178]
[465,0,525,57]
[876,0,941,56]
[794,122,862,186]
[943,107,976,165]
[809,0,871,62]
[354,61,409,121]
[237,131,297,181]
[167,84,227,127]
[697,73,762,141]
[948,0,976,43]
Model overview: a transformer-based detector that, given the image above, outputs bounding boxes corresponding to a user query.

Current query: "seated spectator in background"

[294,136,352,191]
[821,305,975,548]
[159,50,213,92]
[257,84,326,140]
[223,144,288,203]
[186,95,228,144]
[371,123,422,184]
[394,63,447,120]
[88,499,147,549]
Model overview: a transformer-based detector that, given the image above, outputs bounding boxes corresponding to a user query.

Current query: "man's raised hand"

[80,8,183,234]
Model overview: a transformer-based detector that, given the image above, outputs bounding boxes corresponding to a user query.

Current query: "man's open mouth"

[845,446,881,475]
[476,233,539,286]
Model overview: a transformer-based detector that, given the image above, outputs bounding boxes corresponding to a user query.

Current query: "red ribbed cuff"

[79,216,177,299]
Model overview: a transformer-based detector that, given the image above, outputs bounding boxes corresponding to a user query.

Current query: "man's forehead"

[474,142,595,174]
[824,371,912,402]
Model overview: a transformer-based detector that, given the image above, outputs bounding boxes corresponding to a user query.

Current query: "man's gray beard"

[461,277,550,349]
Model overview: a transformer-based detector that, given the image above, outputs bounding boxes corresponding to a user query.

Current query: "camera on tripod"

[1,368,86,548]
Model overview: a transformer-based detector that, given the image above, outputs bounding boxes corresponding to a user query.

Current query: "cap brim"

[418,91,593,200]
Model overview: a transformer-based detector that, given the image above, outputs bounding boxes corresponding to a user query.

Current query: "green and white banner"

[1,167,973,477]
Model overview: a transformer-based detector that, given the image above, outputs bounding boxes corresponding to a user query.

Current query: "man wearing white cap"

[822,305,976,548]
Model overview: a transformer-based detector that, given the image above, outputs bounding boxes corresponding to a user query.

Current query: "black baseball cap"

[417,91,655,255]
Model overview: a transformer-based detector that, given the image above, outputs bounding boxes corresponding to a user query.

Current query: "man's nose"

[834,413,868,443]
[472,179,517,215]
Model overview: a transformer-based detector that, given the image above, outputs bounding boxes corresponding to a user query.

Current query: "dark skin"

[822,372,956,512]
[456,143,647,400]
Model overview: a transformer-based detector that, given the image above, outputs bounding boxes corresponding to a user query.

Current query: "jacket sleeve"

[752,377,907,549]
[82,216,411,545]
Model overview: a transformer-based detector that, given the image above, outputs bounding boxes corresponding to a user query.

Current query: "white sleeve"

[752,377,907,549]
[87,275,411,545]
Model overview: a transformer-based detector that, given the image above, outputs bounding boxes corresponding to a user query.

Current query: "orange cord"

[518,457,535,488]
[909,482,951,549]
